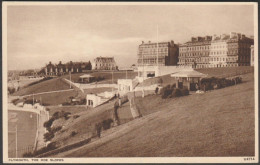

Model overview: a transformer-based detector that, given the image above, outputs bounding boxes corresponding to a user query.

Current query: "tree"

[86,61,92,70]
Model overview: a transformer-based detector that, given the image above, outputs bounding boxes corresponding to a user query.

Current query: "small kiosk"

[171,70,207,91]
[79,74,94,83]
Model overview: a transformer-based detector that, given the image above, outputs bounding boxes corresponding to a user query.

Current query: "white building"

[136,65,193,82]
[209,40,230,68]
[93,56,117,70]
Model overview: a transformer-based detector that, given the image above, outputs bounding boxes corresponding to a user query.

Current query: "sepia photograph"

[2,1,258,163]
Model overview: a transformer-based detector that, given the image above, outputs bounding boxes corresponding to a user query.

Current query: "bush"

[70,131,77,137]
[161,84,175,99]
[102,119,114,130]
[11,98,19,105]
[171,88,182,98]
[8,87,16,94]
[64,112,71,120]
[23,151,34,158]
[73,115,80,119]
[170,83,176,89]
[50,126,62,134]
[44,131,55,142]
[52,111,61,120]
[180,88,189,96]
[43,118,54,129]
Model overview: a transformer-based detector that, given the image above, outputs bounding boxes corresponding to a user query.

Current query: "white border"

[2,1,259,163]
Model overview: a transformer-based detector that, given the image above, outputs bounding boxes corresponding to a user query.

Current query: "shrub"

[180,88,189,96]
[8,87,16,94]
[27,141,58,157]
[70,131,77,137]
[50,126,62,134]
[23,151,34,158]
[52,111,61,120]
[44,132,55,142]
[11,98,19,105]
[73,115,80,119]
[170,83,176,89]
[43,118,54,129]
[171,88,182,98]
[102,119,114,130]
[64,112,71,120]
[161,87,173,99]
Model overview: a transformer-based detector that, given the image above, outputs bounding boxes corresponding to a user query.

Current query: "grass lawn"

[83,87,117,95]
[62,71,138,84]
[25,90,79,106]
[195,66,254,78]
[12,78,71,96]
[52,72,254,157]
[45,99,117,148]
[47,106,89,117]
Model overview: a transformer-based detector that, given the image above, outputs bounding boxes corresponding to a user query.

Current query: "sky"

[6,3,255,70]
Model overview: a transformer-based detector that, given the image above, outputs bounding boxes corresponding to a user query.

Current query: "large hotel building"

[178,32,254,68]
[137,40,179,66]
[178,36,212,68]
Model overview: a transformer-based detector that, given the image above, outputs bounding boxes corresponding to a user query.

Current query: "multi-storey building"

[178,32,254,68]
[209,32,253,67]
[137,40,179,66]
[93,57,117,70]
[178,36,212,68]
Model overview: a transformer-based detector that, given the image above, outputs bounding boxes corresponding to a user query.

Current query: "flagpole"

[15,125,18,158]
[157,25,159,67]
[142,46,144,98]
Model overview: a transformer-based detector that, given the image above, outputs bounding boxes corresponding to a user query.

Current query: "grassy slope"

[62,71,138,84]
[195,66,253,78]
[83,87,117,95]
[48,100,117,147]
[138,66,254,87]
[25,90,78,106]
[12,78,71,96]
[53,72,255,157]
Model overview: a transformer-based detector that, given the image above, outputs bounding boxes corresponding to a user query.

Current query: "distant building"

[209,32,253,67]
[93,57,117,70]
[137,40,179,66]
[178,32,254,68]
[251,45,254,66]
[44,61,92,76]
[178,36,212,68]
